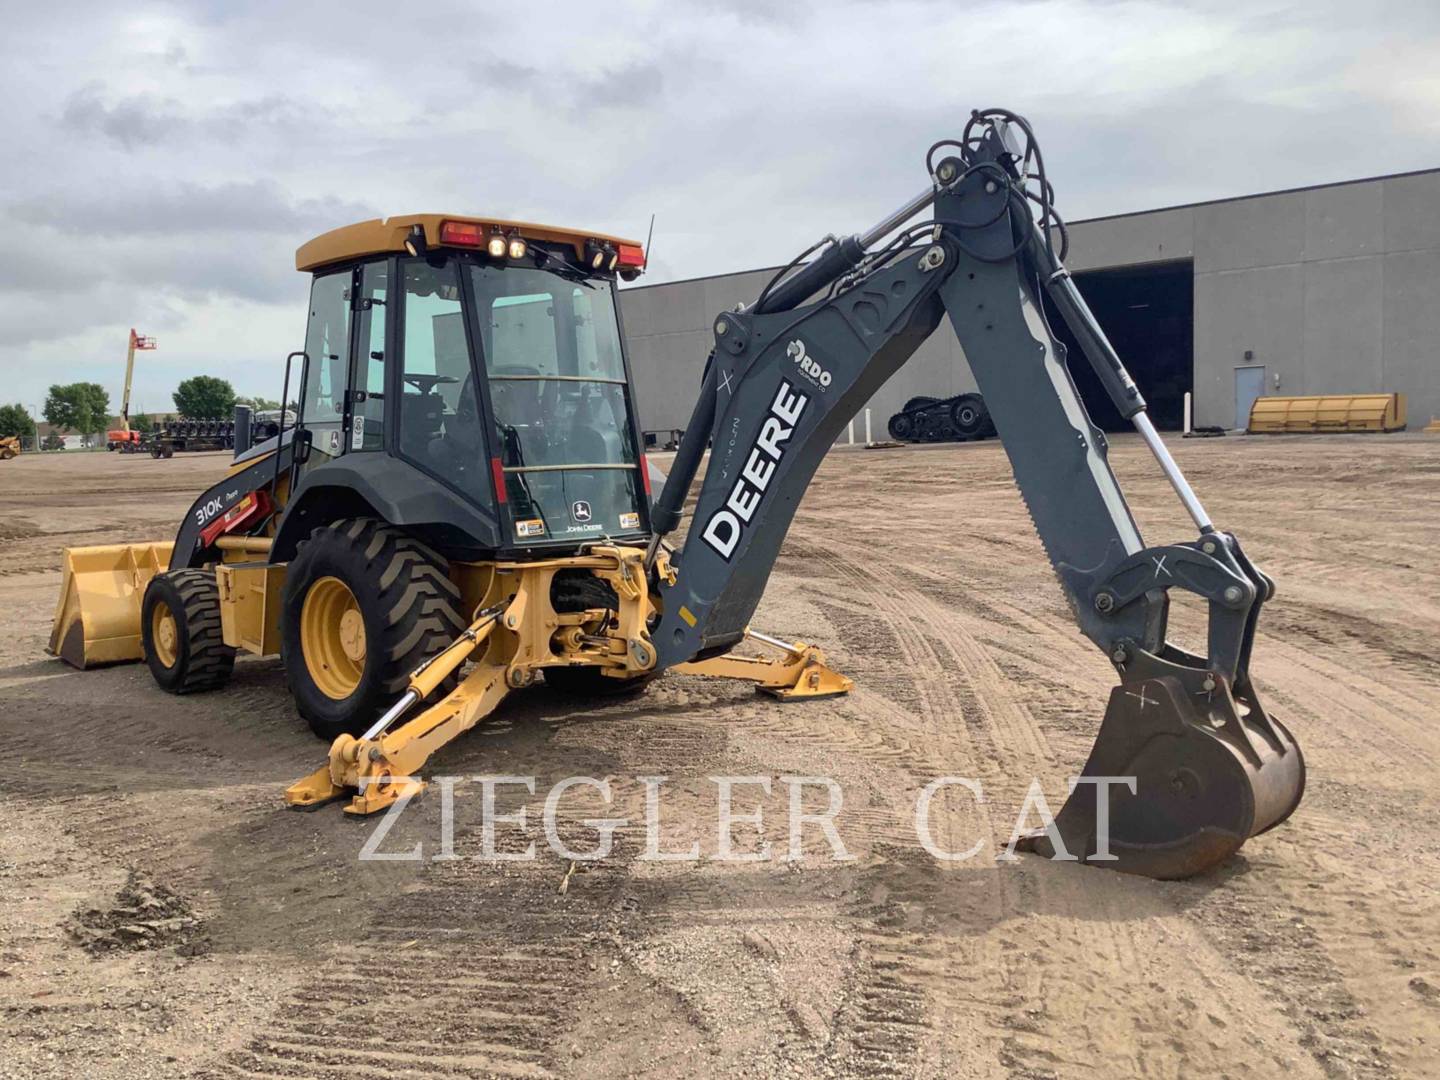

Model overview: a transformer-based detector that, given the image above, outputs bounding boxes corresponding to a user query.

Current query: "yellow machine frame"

[52,532,850,815]
[274,543,847,814]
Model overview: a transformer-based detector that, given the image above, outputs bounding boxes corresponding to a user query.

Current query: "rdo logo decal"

[786,339,832,389]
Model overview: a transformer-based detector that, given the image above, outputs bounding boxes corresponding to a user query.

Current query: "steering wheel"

[403,373,460,394]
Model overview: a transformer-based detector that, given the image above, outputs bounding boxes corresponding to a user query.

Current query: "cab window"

[300,270,350,462]
[396,257,489,502]
[468,263,643,541]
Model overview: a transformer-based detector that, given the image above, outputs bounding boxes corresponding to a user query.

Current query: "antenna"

[644,213,656,263]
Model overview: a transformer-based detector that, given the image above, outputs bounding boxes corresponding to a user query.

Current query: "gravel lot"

[1,434,1437,1078]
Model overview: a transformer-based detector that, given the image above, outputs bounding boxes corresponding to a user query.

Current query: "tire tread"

[283,518,465,739]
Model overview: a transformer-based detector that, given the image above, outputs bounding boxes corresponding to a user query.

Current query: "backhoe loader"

[49,109,1303,878]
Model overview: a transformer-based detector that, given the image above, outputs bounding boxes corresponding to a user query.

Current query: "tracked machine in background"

[49,110,1303,879]
[138,415,286,458]
[145,416,283,457]
[887,392,996,443]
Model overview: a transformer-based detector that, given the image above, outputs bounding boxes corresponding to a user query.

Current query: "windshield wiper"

[533,250,597,287]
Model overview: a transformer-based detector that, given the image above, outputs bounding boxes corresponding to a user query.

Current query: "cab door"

[295,267,354,483]
[348,261,388,452]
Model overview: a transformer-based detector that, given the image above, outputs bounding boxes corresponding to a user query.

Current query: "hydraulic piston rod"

[859,183,940,248]
[1035,238,1214,533]
[1132,412,1213,533]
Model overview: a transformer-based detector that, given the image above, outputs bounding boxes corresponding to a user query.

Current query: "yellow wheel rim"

[151,601,179,669]
[301,576,367,700]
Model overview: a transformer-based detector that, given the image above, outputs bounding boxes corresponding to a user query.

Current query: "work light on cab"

[507,234,527,260]
[487,230,507,258]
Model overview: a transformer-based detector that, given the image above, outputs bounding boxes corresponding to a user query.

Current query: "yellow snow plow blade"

[48,543,173,669]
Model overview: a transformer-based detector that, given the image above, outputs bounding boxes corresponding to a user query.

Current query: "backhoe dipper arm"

[650,110,1303,879]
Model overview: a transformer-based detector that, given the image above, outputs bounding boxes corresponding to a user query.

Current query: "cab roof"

[295,213,642,273]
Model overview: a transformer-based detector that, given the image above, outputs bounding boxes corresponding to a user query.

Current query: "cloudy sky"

[3,0,1439,416]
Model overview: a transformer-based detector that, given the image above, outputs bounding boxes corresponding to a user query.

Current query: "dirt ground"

[1,434,1437,1079]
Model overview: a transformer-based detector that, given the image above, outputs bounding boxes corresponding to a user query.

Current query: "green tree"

[174,376,237,420]
[44,383,110,438]
[236,395,281,412]
[0,403,34,439]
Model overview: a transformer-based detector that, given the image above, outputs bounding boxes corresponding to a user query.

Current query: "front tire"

[142,570,236,693]
[282,519,466,741]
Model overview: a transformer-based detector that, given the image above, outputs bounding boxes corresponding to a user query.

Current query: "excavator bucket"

[48,543,173,669]
[1019,670,1304,879]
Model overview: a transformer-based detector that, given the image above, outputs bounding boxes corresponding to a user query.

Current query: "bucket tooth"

[1018,673,1304,880]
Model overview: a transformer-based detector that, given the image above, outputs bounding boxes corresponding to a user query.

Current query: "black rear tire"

[282,518,466,742]
[141,570,236,693]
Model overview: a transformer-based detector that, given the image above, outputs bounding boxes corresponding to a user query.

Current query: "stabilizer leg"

[285,659,512,815]
[676,628,853,700]
[285,605,511,816]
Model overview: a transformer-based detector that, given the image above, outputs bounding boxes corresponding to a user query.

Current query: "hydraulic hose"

[753,235,867,315]
[650,355,718,541]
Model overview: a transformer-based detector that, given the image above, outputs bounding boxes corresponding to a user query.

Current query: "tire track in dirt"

[1,662,315,801]
[202,811,640,1080]
[774,539,1021,1073]
[789,530,1328,1077]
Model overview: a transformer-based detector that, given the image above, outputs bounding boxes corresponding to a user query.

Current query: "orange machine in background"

[105,329,157,451]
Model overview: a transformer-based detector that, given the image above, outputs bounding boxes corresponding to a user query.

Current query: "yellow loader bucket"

[1248,392,1406,433]
[48,543,174,669]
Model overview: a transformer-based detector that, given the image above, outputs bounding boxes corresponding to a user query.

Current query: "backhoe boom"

[649,110,1303,878]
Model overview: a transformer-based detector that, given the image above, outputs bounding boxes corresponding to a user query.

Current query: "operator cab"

[286,215,650,558]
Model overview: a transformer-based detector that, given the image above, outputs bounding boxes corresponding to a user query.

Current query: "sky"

[3,0,1440,417]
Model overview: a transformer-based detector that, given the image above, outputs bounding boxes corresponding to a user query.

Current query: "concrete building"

[620,168,1440,440]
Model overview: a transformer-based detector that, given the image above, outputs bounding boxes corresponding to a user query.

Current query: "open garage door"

[1044,259,1193,432]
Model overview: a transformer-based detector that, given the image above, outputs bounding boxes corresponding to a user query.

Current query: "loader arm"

[650,110,1303,878]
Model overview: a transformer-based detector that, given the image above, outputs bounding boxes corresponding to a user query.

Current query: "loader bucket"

[1019,672,1304,879]
[48,543,174,669]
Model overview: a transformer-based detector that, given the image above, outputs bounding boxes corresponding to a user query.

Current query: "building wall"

[620,169,1440,436]
[1190,170,1440,429]
[620,264,980,437]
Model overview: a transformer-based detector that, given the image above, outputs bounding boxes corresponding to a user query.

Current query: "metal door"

[1234,366,1265,430]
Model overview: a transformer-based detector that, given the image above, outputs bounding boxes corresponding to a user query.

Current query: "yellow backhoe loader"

[49,110,1303,878]
[0,435,20,460]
